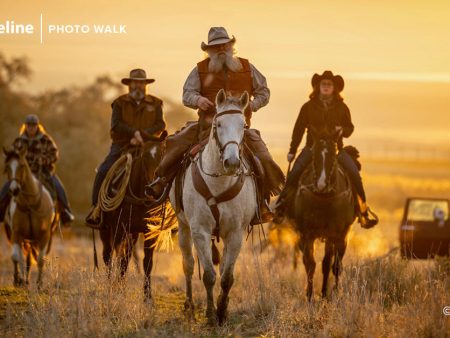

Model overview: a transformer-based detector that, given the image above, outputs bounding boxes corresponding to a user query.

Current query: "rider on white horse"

[146,27,284,225]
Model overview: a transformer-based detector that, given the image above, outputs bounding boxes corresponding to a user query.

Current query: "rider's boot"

[60,208,75,228]
[85,205,102,228]
[357,196,379,229]
[145,176,171,204]
[250,195,274,225]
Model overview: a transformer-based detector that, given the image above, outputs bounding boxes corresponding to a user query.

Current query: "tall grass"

[0,234,448,337]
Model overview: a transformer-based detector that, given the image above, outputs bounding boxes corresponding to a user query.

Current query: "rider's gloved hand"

[197,96,214,111]
[287,153,295,162]
[134,130,144,145]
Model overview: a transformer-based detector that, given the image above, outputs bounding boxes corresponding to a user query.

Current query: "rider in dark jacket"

[273,71,378,228]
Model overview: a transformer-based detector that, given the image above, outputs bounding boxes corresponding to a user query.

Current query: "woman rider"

[273,71,378,228]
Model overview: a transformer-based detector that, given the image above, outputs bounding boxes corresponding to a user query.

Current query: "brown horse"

[99,138,173,301]
[288,128,357,300]
[3,147,55,287]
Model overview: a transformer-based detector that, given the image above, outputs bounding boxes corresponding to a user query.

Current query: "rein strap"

[191,160,245,242]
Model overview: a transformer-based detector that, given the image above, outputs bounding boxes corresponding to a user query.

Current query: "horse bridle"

[6,157,43,210]
[212,109,245,160]
[311,139,338,194]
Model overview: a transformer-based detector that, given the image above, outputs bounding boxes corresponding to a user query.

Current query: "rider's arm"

[341,103,354,138]
[182,67,202,109]
[140,103,166,140]
[249,64,270,112]
[44,135,58,166]
[289,103,308,155]
[110,101,137,139]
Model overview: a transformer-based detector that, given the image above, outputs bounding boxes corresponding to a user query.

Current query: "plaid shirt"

[12,131,59,174]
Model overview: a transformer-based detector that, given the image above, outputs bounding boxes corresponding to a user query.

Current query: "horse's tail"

[211,239,220,266]
[343,145,362,171]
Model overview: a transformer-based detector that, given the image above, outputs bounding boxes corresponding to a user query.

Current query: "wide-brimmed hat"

[25,114,39,125]
[311,70,344,92]
[121,69,155,85]
[201,27,236,51]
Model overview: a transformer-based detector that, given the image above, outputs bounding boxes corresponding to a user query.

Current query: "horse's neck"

[201,136,223,175]
[18,163,40,202]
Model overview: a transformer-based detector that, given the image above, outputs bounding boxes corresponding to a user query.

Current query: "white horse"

[169,89,258,325]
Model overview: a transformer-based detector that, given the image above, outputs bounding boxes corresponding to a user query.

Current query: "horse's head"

[3,146,28,196]
[309,127,340,193]
[212,89,248,175]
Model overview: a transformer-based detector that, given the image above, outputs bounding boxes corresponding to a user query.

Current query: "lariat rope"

[96,153,133,214]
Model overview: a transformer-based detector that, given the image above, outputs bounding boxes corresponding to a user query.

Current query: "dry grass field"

[0,158,449,337]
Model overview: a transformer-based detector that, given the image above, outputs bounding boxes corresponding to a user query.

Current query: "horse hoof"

[183,300,195,321]
[184,300,195,312]
[216,295,229,326]
[206,310,218,326]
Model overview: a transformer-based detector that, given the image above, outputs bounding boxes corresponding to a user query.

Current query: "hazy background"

[1,0,450,245]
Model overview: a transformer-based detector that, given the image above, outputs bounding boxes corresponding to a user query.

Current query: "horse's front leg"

[119,233,137,279]
[321,240,334,298]
[178,219,195,315]
[192,226,217,326]
[36,245,46,289]
[11,242,25,286]
[25,251,32,285]
[143,236,156,303]
[217,228,243,326]
[332,237,347,291]
[299,238,316,301]
[99,228,113,277]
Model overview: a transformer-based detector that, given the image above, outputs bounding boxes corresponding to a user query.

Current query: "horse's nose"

[11,187,20,196]
[223,157,240,173]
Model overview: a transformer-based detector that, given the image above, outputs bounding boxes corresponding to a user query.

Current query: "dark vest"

[110,94,162,143]
[197,57,253,125]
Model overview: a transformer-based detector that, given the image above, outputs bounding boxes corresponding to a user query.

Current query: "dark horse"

[289,127,357,301]
[99,138,171,301]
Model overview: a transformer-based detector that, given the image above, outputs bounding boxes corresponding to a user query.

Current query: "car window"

[407,199,449,222]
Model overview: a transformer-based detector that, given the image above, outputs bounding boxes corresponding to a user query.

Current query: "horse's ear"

[239,91,249,110]
[216,89,226,108]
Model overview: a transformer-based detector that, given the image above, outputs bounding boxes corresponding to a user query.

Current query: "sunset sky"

[1,0,450,151]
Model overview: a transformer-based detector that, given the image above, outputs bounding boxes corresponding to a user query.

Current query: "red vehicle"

[399,197,450,259]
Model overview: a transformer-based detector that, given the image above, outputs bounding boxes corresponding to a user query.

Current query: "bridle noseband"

[212,109,245,160]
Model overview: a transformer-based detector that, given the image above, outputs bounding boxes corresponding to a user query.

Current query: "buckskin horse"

[289,127,357,301]
[98,136,174,302]
[3,147,55,288]
[169,89,258,325]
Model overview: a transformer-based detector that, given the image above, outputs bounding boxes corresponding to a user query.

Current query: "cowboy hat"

[25,114,39,125]
[201,27,236,51]
[121,69,155,85]
[311,70,344,92]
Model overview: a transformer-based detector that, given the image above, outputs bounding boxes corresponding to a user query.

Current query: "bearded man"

[85,69,166,227]
[146,27,284,224]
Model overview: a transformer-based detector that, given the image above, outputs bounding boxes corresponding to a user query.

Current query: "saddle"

[174,135,264,215]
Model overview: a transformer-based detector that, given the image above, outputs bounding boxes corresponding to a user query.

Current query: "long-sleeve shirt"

[182,63,270,112]
[289,97,354,154]
[13,131,59,174]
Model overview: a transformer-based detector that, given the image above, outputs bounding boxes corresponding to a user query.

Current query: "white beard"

[208,50,243,73]
[129,88,145,102]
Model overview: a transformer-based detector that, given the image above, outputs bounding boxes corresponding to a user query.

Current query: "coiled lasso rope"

[97,153,133,213]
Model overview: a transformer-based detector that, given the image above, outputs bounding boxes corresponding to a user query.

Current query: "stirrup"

[85,205,103,229]
[360,207,379,229]
[145,179,171,206]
